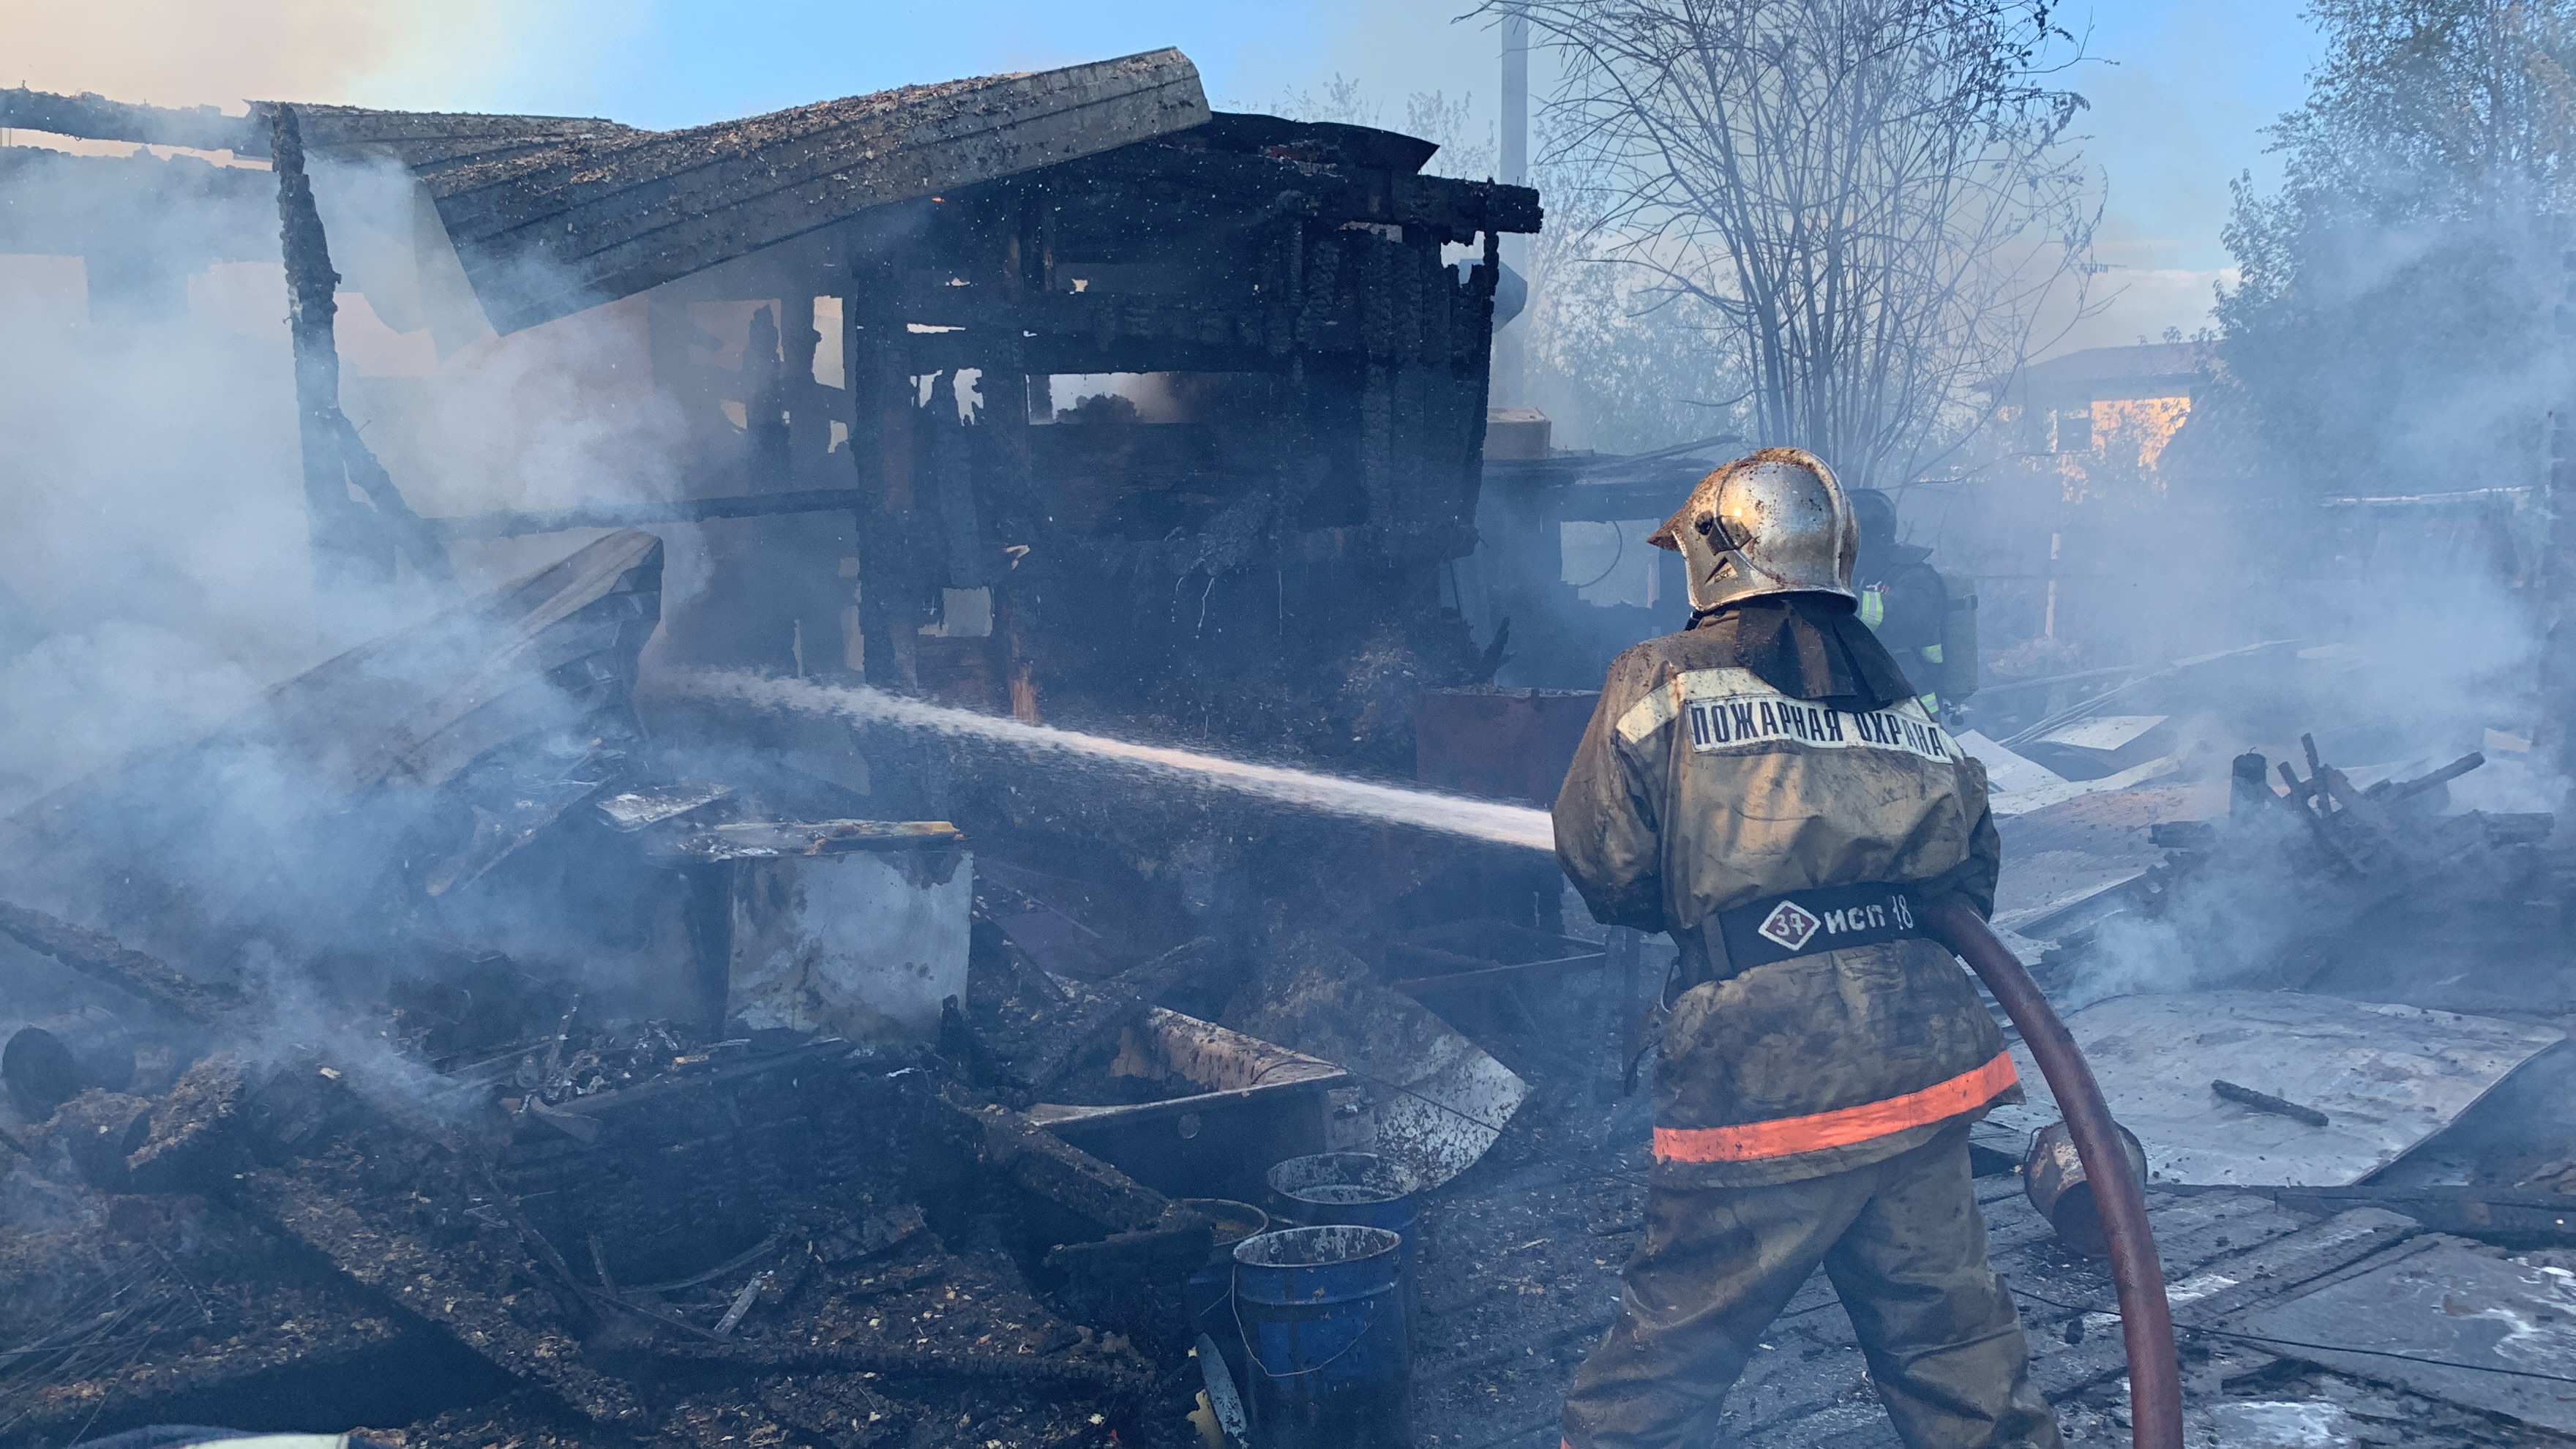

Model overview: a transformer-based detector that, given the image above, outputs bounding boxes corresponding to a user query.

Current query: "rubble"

[13,35,2576,1449]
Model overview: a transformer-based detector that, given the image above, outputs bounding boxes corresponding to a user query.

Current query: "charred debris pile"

[0,530,1598,1449]
[1959,640,2576,1237]
[0,48,1572,1448]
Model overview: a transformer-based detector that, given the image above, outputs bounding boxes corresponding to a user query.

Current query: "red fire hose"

[1925,902,2183,1449]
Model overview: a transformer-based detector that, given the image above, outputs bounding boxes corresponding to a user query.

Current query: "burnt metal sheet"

[1224,954,1529,1191]
[1415,687,1598,806]
[1980,752,2180,817]
[2229,1236,2576,1434]
[1985,992,2564,1186]
[596,779,732,831]
[1955,729,2067,796]
[1025,1007,1350,1134]
[1026,1007,1352,1199]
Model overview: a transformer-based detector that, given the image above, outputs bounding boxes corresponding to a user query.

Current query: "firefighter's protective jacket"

[1555,602,2015,1187]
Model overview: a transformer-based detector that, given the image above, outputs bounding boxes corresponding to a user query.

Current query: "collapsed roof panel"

[286,49,1212,333]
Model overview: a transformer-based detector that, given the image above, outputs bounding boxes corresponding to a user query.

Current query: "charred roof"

[280,50,1213,332]
[1,50,1538,338]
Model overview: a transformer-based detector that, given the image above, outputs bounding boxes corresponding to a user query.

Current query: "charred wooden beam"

[0,86,258,152]
[427,487,869,539]
[2211,1078,2331,1128]
[0,899,241,1025]
[936,1088,1170,1235]
[1060,143,1540,242]
[270,103,387,601]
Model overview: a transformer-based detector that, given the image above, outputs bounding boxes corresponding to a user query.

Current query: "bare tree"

[1494,0,2099,487]
[1253,77,1499,179]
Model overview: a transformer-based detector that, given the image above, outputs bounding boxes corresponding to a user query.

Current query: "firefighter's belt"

[1712,881,1927,970]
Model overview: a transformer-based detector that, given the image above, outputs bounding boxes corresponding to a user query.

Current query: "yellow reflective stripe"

[1615,689,1675,744]
[1858,589,1886,627]
[1675,666,1767,700]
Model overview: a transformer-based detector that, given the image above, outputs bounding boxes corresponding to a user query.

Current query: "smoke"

[0,119,719,1127]
[0,250,316,808]
[0,2,618,116]
[0,143,697,793]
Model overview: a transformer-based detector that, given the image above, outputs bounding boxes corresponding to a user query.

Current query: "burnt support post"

[847,254,922,691]
[269,103,454,622]
[272,103,378,607]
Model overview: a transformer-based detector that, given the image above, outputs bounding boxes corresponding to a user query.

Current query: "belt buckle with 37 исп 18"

[1714,882,1925,970]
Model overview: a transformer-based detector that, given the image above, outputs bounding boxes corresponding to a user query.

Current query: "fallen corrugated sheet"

[1981,991,2564,1186]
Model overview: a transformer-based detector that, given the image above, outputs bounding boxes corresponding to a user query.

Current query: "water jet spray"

[671,670,1557,853]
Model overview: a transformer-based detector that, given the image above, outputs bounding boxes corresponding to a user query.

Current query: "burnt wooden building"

[4,50,1539,766]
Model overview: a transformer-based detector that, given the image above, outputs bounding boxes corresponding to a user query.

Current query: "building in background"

[1997,340,2207,484]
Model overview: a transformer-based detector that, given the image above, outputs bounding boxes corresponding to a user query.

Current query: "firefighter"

[1849,487,1950,714]
[1553,447,2060,1449]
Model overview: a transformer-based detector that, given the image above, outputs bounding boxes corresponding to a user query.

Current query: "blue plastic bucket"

[1232,1224,1412,1449]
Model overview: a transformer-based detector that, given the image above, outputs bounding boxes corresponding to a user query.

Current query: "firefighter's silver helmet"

[1647,446,1857,613]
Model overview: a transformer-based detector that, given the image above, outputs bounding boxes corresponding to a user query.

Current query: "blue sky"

[18,0,2332,353]
[446,0,2327,353]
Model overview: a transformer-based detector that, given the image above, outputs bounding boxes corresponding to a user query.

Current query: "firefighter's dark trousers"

[1560,1124,2062,1449]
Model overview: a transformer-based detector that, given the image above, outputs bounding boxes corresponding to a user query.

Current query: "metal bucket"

[1180,1197,1268,1394]
[1232,1225,1412,1449]
[1268,1150,1422,1333]
[2023,1118,2150,1258]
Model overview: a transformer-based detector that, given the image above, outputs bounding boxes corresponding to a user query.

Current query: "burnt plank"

[229,1147,646,1426]
[2026,1206,2425,1398]
[937,1090,1171,1235]
[0,898,242,1025]
[0,86,255,151]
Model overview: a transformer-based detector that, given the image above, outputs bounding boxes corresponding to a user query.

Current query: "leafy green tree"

[2215,0,2576,495]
